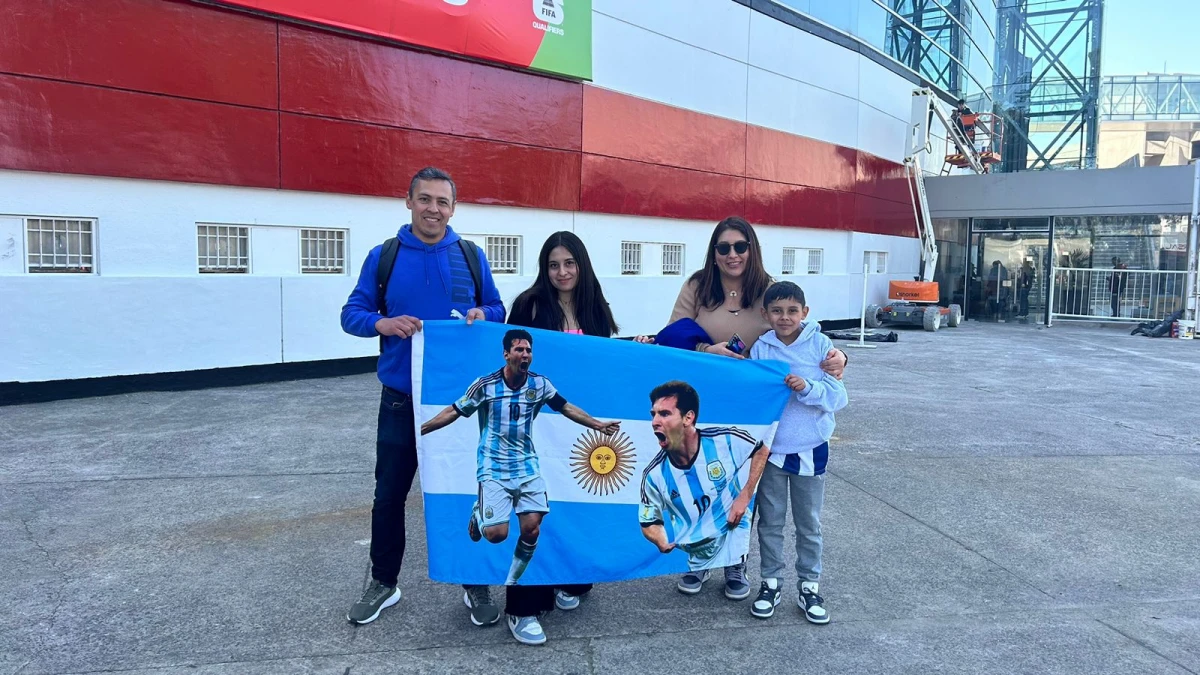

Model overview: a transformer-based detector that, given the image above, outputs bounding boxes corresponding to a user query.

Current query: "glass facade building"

[770,1,998,109]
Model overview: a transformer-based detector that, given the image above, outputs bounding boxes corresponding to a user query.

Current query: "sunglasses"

[715,241,750,255]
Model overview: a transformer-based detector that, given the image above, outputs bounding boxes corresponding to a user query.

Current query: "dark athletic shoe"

[347,580,400,625]
[724,562,751,600]
[799,583,830,624]
[463,586,500,626]
[676,569,711,595]
[751,581,781,619]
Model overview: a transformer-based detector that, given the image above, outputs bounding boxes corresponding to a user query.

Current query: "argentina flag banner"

[412,320,791,586]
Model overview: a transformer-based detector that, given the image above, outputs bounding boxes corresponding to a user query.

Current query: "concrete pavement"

[2,322,1198,674]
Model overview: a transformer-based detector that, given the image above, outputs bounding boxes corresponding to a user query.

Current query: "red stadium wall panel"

[0,0,916,238]
[0,75,280,188]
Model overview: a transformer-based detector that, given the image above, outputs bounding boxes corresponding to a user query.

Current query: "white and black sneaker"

[799,582,830,624]
[751,580,781,619]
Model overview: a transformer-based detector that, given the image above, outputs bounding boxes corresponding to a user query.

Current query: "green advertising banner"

[203,0,593,80]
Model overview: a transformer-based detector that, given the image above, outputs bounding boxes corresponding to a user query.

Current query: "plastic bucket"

[1177,319,1196,340]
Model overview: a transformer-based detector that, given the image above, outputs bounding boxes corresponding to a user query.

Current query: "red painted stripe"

[745,181,857,232]
[746,126,858,193]
[279,25,582,151]
[0,75,279,188]
[581,155,745,221]
[0,0,278,109]
[854,195,918,237]
[0,0,915,238]
[856,152,913,205]
[582,87,746,176]
[280,114,580,210]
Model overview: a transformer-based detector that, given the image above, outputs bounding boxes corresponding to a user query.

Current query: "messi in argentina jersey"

[638,427,764,548]
[453,370,566,482]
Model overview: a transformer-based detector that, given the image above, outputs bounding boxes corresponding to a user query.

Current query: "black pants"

[1111,292,1121,317]
[1017,288,1030,316]
[505,583,595,618]
[370,386,418,587]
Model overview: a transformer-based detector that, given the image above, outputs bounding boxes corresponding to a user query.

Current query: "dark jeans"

[370,386,418,587]
[1017,288,1030,316]
[1111,292,1121,317]
[505,583,595,618]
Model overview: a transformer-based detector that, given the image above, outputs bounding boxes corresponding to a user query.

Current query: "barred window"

[661,243,684,275]
[806,248,823,275]
[486,235,521,274]
[783,247,823,275]
[300,229,346,273]
[198,225,250,273]
[864,250,888,274]
[621,242,642,275]
[26,218,95,273]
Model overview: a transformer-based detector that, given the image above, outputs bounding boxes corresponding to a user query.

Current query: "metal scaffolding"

[993,0,1103,172]
[886,0,974,98]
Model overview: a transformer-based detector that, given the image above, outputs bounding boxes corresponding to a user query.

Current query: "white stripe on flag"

[416,404,776,505]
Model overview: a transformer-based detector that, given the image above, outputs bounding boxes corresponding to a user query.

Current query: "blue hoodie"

[340,224,505,393]
[749,321,849,475]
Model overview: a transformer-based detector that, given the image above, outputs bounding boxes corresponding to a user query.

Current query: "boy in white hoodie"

[747,281,848,622]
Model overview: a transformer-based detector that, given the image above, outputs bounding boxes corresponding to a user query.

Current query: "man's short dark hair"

[503,329,533,352]
[763,281,806,308]
[409,167,457,203]
[649,381,699,420]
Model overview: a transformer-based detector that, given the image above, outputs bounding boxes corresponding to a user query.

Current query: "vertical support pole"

[847,262,878,350]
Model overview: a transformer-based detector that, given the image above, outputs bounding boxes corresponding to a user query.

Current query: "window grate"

[783,247,823,275]
[198,225,250,273]
[485,235,521,274]
[782,248,796,275]
[621,242,642,275]
[864,250,888,274]
[806,248,823,275]
[300,229,346,273]
[26,218,94,273]
[661,243,683,275]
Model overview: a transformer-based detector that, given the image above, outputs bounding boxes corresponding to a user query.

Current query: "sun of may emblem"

[570,429,636,496]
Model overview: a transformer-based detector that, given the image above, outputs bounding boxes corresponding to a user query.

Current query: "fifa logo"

[535,0,565,26]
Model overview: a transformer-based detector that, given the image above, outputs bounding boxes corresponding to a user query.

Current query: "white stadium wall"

[0,0,922,385]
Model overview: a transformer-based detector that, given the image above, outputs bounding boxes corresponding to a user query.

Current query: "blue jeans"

[370,386,418,587]
[756,462,825,583]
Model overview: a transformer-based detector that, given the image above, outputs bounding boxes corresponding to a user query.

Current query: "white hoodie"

[750,321,849,475]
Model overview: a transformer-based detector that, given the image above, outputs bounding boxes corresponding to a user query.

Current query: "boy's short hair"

[503,329,533,351]
[763,281,806,308]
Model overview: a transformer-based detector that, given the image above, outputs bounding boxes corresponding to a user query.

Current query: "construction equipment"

[863,89,984,332]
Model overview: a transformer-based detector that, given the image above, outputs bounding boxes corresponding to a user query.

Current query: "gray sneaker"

[676,569,711,595]
[463,586,500,626]
[347,580,400,624]
[507,614,547,645]
[724,562,751,600]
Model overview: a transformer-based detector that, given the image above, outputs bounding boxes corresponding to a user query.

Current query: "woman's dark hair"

[509,231,619,337]
[688,216,772,310]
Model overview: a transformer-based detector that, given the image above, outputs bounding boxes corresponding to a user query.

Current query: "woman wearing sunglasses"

[665,216,848,599]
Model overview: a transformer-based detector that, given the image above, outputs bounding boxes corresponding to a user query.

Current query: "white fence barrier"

[1048,267,1188,325]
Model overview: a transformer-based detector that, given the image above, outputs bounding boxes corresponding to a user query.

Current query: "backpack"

[374,237,484,351]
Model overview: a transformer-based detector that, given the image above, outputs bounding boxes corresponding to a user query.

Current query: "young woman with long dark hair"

[473,231,646,646]
[666,216,847,600]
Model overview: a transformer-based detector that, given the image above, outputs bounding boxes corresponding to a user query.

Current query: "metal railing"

[1048,267,1189,325]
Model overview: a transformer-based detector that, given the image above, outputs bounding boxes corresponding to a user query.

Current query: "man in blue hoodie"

[341,167,506,627]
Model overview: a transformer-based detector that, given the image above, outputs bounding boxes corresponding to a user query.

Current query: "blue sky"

[1102,0,1200,75]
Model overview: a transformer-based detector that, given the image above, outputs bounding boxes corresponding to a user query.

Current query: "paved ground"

[3,321,1199,675]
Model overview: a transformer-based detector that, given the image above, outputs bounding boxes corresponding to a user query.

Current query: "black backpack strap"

[376,237,401,314]
[375,237,400,353]
[457,238,484,306]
